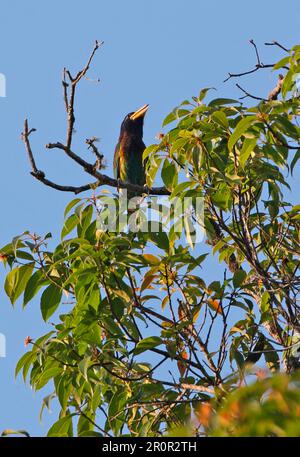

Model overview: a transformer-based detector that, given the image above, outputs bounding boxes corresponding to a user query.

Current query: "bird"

[113,104,149,200]
[268,74,284,101]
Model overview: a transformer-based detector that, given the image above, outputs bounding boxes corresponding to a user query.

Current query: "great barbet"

[113,104,149,198]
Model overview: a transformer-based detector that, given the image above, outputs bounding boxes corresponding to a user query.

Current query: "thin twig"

[65,40,103,148]
[236,83,267,101]
[224,39,288,83]
[265,40,290,53]
[250,39,261,66]
[22,120,39,173]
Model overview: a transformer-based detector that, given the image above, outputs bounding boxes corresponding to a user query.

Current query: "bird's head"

[120,104,149,137]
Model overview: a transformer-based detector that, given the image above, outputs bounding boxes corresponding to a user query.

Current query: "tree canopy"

[1,41,300,437]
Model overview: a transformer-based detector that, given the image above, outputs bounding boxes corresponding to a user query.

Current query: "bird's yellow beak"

[130,104,149,121]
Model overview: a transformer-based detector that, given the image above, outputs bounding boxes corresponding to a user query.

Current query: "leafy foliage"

[1,45,300,436]
[196,371,300,437]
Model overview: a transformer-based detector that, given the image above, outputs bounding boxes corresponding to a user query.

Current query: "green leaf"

[15,250,34,261]
[1,429,30,437]
[134,336,163,355]
[232,349,244,369]
[233,269,247,288]
[141,274,156,293]
[35,366,62,390]
[184,216,195,250]
[162,109,190,127]
[77,411,95,435]
[4,263,35,305]
[161,295,169,310]
[40,284,62,321]
[39,393,56,421]
[171,181,193,197]
[15,351,35,378]
[275,116,299,140]
[261,291,270,313]
[281,69,294,98]
[11,233,28,257]
[198,87,214,101]
[208,281,222,293]
[22,352,37,382]
[211,189,230,211]
[148,231,170,251]
[77,204,94,237]
[47,415,74,437]
[78,356,91,381]
[209,98,240,107]
[240,138,257,167]
[161,159,177,191]
[273,56,290,70]
[61,214,79,239]
[146,156,162,187]
[212,111,229,129]
[23,269,44,307]
[78,431,103,437]
[64,198,82,217]
[264,342,280,371]
[56,377,72,410]
[291,149,300,175]
[143,144,158,162]
[142,254,161,266]
[228,116,257,151]
[162,111,177,127]
[108,390,129,418]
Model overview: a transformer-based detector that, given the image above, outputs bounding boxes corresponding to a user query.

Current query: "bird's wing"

[113,143,120,180]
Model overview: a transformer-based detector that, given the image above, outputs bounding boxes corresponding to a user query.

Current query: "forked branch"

[224,39,289,101]
[21,41,170,196]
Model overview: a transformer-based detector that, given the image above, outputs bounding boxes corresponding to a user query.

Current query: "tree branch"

[22,121,170,195]
[64,40,103,149]
[236,83,267,101]
[265,40,290,53]
[224,39,289,83]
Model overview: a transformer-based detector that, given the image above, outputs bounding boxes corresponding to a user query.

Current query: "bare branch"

[73,40,103,83]
[22,122,98,193]
[265,40,290,53]
[46,142,93,170]
[22,120,39,172]
[224,39,289,83]
[223,65,269,83]
[181,383,214,394]
[236,83,267,101]
[64,40,103,149]
[86,137,105,171]
[250,38,261,66]
[45,142,169,194]
[62,68,69,112]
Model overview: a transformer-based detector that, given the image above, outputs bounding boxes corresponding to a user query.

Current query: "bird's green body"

[113,133,146,186]
[113,104,148,198]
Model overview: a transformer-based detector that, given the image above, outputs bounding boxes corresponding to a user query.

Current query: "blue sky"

[0,0,299,436]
